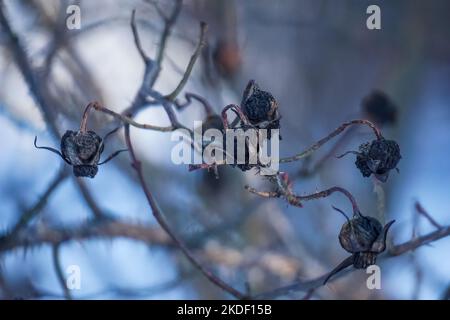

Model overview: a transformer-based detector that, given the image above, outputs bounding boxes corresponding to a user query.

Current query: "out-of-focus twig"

[165,21,208,101]
[0,220,173,252]
[52,243,72,300]
[8,167,69,236]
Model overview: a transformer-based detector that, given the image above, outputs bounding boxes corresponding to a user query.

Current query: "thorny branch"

[52,243,72,300]
[0,220,173,252]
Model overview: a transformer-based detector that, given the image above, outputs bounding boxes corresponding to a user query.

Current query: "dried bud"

[355,138,401,182]
[362,90,398,126]
[61,130,104,178]
[324,211,395,284]
[241,81,280,136]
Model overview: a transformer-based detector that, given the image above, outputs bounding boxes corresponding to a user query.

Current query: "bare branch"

[151,0,183,86]
[415,201,442,230]
[131,9,150,63]
[0,220,173,252]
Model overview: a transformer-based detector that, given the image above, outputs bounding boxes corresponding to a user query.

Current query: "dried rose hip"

[241,80,280,136]
[355,138,401,182]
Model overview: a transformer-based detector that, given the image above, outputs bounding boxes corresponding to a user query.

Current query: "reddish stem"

[80,101,98,132]
[221,104,250,130]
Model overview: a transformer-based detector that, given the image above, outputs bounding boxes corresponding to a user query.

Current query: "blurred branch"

[0,1,59,135]
[74,178,105,220]
[174,92,215,116]
[0,220,173,252]
[389,225,450,256]
[414,201,442,230]
[124,119,246,299]
[165,21,207,101]
[8,167,69,236]
[150,0,183,86]
[52,243,72,300]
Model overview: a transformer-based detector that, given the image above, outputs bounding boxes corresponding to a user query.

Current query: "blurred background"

[0,0,450,299]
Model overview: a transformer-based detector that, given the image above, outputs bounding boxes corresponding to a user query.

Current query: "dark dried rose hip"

[362,90,397,126]
[241,81,280,133]
[355,138,401,181]
[324,210,395,284]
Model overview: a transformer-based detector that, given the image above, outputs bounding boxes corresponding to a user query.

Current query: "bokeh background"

[0,0,450,299]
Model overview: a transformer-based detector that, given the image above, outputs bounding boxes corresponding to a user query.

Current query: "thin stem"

[175,92,215,116]
[221,104,250,129]
[131,10,149,62]
[74,178,105,220]
[165,21,208,101]
[92,102,176,132]
[80,102,95,132]
[280,119,382,163]
[9,168,69,236]
[293,186,361,217]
